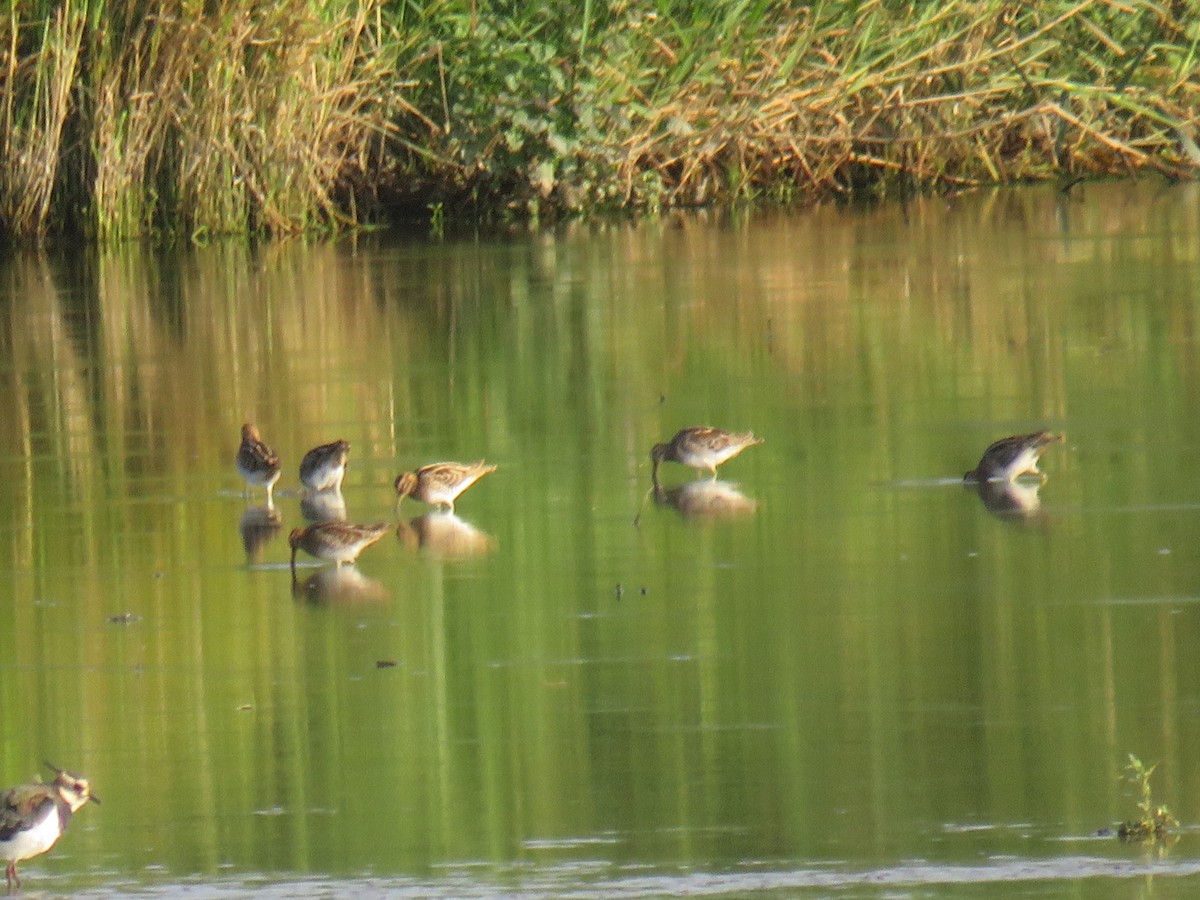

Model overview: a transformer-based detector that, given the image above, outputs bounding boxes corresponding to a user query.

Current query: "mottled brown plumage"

[299,439,350,493]
[651,426,763,483]
[394,461,496,512]
[289,521,389,570]
[964,431,1064,483]
[236,423,282,504]
[1,764,98,889]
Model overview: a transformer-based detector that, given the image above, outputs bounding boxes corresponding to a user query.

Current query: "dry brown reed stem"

[2,0,1198,236]
[0,4,85,239]
[3,0,402,241]
[601,1,1198,209]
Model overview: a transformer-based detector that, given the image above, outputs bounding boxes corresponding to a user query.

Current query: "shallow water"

[3,182,1200,895]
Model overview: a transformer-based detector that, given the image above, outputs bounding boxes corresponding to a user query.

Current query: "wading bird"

[650,426,763,483]
[236,423,282,505]
[0,763,99,890]
[289,521,390,570]
[394,461,497,513]
[963,431,1064,483]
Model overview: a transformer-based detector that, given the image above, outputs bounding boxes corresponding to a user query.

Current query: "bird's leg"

[7,860,19,890]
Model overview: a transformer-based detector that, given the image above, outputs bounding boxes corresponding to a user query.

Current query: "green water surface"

[2,182,1200,897]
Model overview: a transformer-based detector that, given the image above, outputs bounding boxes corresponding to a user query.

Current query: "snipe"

[394,461,496,513]
[288,521,389,570]
[651,426,763,483]
[236,423,282,505]
[299,439,350,493]
[964,431,1064,483]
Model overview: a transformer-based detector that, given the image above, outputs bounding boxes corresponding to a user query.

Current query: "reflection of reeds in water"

[0,243,404,489]
[239,505,283,563]
[966,479,1044,524]
[396,512,496,559]
[300,490,347,524]
[653,480,758,519]
[291,566,390,606]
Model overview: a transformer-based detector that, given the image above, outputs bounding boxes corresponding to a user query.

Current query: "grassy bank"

[1,0,1197,241]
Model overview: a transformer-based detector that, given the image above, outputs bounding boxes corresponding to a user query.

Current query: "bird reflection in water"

[652,479,758,519]
[239,505,282,563]
[966,478,1045,524]
[291,565,390,606]
[396,511,496,559]
[300,489,347,524]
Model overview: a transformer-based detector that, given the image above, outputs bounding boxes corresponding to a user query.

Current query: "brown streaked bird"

[236,423,282,504]
[394,461,497,513]
[651,426,763,483]
[289,521,390,570]
[963,431,1064,483]
[1,763,99,890]
[299,439,350,493]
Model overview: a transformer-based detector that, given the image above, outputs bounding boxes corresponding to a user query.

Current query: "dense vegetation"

[2,0,1197,241]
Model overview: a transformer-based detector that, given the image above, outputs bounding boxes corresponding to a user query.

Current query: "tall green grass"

[0,0,1196,241]
[2,0,404,241]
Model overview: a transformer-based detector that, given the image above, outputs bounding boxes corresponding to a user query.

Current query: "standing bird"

[299,439,350,493]
[651,426,763,483]
[235,423,282,505]
[394,461,496,513]
[289,521,390,571]
[963,431,1064,483]
[1,763,99,890]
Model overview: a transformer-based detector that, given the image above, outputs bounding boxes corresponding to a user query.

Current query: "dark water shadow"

[300,489,347,524]
[396,511,496,559]
[965,478,1046,525]
[290,565,390,606]
[239,504,282,563]
[652,479,758,519]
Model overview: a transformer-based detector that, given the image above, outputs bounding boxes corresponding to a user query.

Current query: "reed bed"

[0,0,1197,241]
[2,0,404,241]
[406,0,1200,214]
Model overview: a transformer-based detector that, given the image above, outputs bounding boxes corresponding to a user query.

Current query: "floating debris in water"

[1115,753,1178,845]
[376,660,398,669]
[107,612,142,625]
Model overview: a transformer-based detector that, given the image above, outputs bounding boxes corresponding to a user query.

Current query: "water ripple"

[69,856,1200,899]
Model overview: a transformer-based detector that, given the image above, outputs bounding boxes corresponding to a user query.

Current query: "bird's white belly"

[993,447,1037,481]
[1,808,61,862]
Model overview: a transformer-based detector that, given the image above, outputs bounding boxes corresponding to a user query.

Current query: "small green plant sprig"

[1117,754,1178,844]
